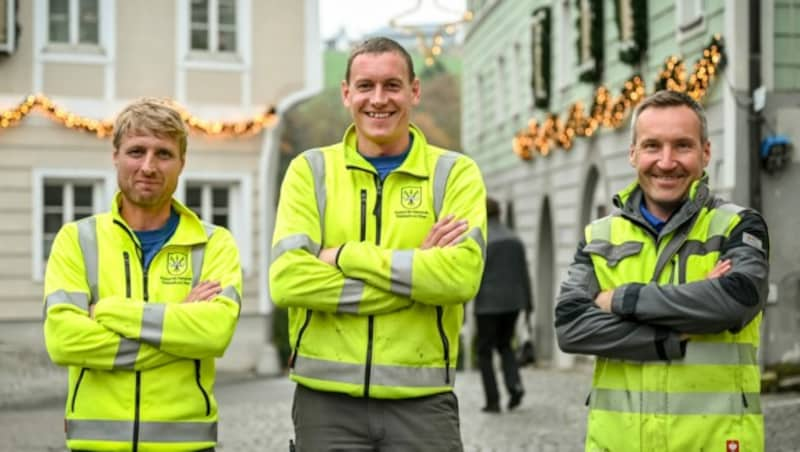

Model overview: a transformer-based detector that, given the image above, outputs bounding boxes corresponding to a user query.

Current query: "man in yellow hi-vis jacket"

[556,90,770,451]
[43,98,241,452]
[270,37,486,451]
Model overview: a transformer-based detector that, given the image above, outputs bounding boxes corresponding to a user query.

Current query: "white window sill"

[183,51,246,71]
[40,43,109,64]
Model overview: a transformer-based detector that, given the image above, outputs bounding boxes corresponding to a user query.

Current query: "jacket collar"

[342,123,431,178]
[612,173,711,236]
[111,192,209,246]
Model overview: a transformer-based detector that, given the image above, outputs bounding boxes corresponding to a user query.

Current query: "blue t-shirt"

[361,134,413,180]
[639,202,667,233]
[135,209,180,270]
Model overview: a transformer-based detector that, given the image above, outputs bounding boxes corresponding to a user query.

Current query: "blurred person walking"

[474,197,532,413]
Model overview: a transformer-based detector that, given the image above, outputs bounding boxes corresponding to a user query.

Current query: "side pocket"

[195,360,211,416]
[70,368,87,413]
[435,307,450,384]
[289,310,313,369]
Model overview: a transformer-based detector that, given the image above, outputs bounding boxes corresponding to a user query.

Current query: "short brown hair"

[630,90,708,145]
[345,37,416,83]
[113,97,188,156]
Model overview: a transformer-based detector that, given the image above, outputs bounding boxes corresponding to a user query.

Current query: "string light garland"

[389,0,473,67]
[0,94,278,139]
[513,34,725,160]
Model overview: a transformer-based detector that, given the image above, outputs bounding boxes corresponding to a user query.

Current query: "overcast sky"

[319,0,468,40]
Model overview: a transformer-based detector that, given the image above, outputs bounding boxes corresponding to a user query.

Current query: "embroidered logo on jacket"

[167,253,188,275]
[401,187,422,209]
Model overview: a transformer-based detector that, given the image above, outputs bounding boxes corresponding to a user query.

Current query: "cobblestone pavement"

[2,365,800,452]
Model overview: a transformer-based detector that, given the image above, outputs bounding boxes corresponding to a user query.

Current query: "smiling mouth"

[366,112,393,119]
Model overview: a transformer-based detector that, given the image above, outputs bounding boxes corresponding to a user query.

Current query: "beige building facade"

[0,0,321,373]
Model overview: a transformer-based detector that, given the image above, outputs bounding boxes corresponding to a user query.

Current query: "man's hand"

[707,259,732,279]
[319,247,340,266]
[421,214,468,250]
[594,290,614,313]
[183,281,222,303]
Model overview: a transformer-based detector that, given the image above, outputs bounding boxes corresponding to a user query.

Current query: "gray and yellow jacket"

[270,124,486,399]
[44,194,242,452]
[556,176,769,452]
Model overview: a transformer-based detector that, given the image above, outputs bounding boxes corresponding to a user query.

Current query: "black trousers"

[476,311,523,407]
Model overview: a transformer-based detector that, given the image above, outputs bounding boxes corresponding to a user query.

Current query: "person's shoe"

[481,404,501,413]
[508,389,525,411]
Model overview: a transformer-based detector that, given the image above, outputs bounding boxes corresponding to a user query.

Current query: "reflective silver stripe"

[190,222,215,287]
[191,245,205,288]
[271,233,321,263]
[457,226,486,258]
[679,341,757,365]
[221,285,241,306]
[293,355,455,388]
[390,250,414,297]
[640,341,758,366]
[679,236,725,257]
[140,303,166,348]
[589,217,612,242]
[66,419,217,442]
[591,388,761,415]
[709,203,743,237]
[76,217,98,303]
[44,290,89,312]
[338,278,365,314]
[432,152,459,220]
[583,240,643,266]
[304,149,326,239]
[113,337,140,370]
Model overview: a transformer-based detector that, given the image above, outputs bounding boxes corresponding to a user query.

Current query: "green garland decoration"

[614,0,648,64]
[575,0,604,83]
[531,7,551,109]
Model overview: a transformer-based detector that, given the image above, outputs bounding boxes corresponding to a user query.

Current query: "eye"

[127,147,144,156]
[157,149,174,159]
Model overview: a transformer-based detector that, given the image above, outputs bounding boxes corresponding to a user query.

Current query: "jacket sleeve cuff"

[611,283,644,319]
[654,327,686,361]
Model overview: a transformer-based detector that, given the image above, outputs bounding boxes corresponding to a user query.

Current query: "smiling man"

[43,98,242,452]
[270,37,486,451]
[555,90,770,451]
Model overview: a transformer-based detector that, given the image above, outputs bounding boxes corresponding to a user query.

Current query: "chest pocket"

[584,241,643,268]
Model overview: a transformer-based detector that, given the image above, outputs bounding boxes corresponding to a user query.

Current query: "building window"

[676,0,705,39]
[184,183,232,228]
[557,0,574,91]
[47,0,99,45]
[190,0,237,53]
[41,179,104,261]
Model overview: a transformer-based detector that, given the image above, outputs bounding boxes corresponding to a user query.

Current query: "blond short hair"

[112,98,188,156]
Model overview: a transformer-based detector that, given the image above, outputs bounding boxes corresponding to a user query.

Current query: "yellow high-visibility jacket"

[270,124,486,399]
[556,178,769,452]
[43,194,241,452]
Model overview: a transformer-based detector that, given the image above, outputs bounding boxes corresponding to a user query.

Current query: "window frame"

[179,0,250,70]
[45,0,102,49]
[35,0,114,65]
[32,168,115,281]
[177,171,252,275]
[675,0,706,42]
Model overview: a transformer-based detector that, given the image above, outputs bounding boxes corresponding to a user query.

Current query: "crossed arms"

[555,212,769,361]
[269,153,486,315]
[43,223,242,371]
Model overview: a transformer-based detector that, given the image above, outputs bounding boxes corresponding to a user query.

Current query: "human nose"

[140,152,156,173]
[656,146,678,169]
[370,86,387,105]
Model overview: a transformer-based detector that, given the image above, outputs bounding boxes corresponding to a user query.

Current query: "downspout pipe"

[749,0,762,211]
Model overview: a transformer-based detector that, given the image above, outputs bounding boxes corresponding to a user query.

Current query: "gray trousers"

[292,384,463,452]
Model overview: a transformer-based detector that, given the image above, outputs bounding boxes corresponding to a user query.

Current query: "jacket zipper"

[364,175,384,397]
[116,220,144,452]
[195,360,211,415]
[436,306,451,384]
[360,190,367,241]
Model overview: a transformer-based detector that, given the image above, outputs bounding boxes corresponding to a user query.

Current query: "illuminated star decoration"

[389,0,473,66]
